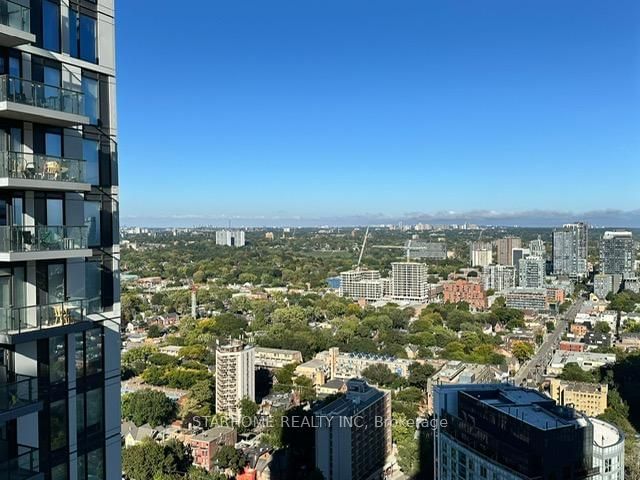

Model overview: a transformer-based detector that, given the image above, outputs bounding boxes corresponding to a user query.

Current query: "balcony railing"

[0,0,30,33]
[0,151,86,184]
[0,225,88,253]
[0,299,87,335]
[0,75,84,116]
[0,444,40,480]
[0,374,37,412]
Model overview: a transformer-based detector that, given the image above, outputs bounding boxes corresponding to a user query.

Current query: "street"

[513,298,584,386]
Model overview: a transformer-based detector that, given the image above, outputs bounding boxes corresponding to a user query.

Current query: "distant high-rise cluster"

[216,229,246,247]
[553,222,589,279]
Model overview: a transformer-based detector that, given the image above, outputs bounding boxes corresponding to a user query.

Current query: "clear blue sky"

[117,0,640,226]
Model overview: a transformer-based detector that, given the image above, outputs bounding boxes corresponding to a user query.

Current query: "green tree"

[558,362,596,382]
[122,389,176,427]
[407,362,436,391]
[148,324,163,338]
[122,439,165,480]
[361,364,397,386]
[511,342,535,363]
[181,378,214,419]
[237,397,259,434]
[594,321,611,334]
[213,445,245,472]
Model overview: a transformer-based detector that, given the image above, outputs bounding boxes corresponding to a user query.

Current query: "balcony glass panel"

[0,75,84,116]
[0,152,86,183]
[0,374,37,412]
[0,299,87,335]
[0,225,88,252]
[0,0,30,33]
[0,444,40,480]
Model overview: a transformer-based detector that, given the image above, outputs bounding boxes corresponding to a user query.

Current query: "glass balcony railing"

[0,151,86,183]
[0,0,30,33]
[0,375,37,413]
[0,75,84,116]
[0,444,40,480]
[0,299,87,335]
[0,225,88,253]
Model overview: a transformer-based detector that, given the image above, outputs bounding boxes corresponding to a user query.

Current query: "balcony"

[0,152,90,191]
[0,445,42,480]
[0,0,34,47]
[0,225,91,262]
[0,375,41,422]
[0,299,88,342]
[0,75,89,126]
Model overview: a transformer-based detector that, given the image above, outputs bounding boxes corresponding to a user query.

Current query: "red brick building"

[559,341,586,352]
[188,426,237,471]
[443,280,487,310]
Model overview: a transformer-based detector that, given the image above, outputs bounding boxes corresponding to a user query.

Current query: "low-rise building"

[443,279,487,310]
[548,351,616,376]
[255,347,303,369]
[559,341,586,352]
[426,360,496,413]
[549,379,608,417]
[583,332,613,349]
[505,287,548,311]
[188,426,237,471]
[571,323,589,337]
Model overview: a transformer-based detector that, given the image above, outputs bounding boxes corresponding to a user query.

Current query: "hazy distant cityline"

[120,208,640,228]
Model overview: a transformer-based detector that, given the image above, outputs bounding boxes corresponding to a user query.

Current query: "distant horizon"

[120,208,640,229]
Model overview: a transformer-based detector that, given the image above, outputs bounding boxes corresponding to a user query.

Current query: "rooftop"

[591,418,623,448]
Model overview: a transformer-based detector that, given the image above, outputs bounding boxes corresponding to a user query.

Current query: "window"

[42,1,61,52]
[76,390,85,435]
[480,466,487,478]
[83,138,99,185]
[50,399,67,451]
[84,200,101,247]
[85,327,103,375]
[69,9,78,58]
[85,387,103,436]
[82,76,99,124]
[605,459,612,473]
[87,447,104,480]
[85,261,102,314]
[49,335,66,383]
[75,332,85,378]
[79,15,97,63]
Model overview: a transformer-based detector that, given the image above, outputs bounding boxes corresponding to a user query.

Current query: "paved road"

[513,298,584,386]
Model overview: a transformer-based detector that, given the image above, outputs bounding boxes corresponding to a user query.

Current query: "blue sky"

[117,0,640,226]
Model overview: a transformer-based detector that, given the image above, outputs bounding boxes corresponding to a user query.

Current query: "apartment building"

[339,269,385,301]
[215,229,245,247]
[549,379,608,417]
[495,236,521,265]
[406,240,447,260]
[254,346,303,370]
[553,223,589,279]
[315,379,392,480]
[600,231,634,278]
[0,1,120,479]
[443,279,487,310]
[215,340,255,420]
[505,287,547,311]
[470,241,493,268]
[433,384,598,480]
[390,262,430,302]
[482,264,516,292]
[518,256,546,288]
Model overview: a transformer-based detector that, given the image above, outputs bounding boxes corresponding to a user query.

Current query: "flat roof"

[591,418,622,448]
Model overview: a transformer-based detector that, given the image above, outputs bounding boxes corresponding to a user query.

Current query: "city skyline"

[117,0,640,222]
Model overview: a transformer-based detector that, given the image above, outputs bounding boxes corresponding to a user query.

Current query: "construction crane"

[372,239,438,262]
[355,226,370,270]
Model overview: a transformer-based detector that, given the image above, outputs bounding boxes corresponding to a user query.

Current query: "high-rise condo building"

[495,236,521,265]
[339,269,385,301]
[390,262,429,302]
[518,256,546,288]
[215,229,245,247]
[553,223,589,279]
[433,384,599,480]
[600,231,634,278]
[315,379,392,480]
[482,264,516,292]
[529,236,546,258]
[470,241,493,267]
[215,340,255,420]
[0,1,120,479]
[405,240,447,260]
